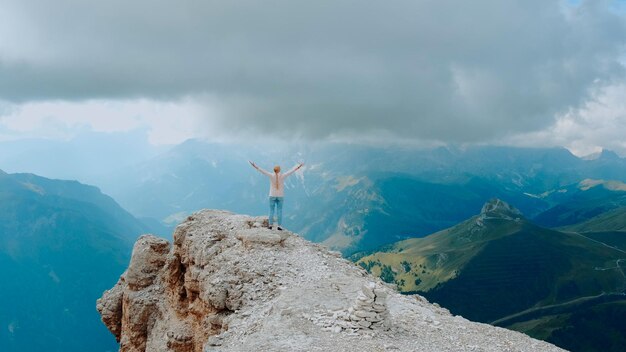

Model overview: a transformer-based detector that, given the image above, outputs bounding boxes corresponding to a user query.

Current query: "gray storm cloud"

[1,0,625,142]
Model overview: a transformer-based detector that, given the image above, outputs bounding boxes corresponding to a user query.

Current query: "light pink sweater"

[255,165,300,197]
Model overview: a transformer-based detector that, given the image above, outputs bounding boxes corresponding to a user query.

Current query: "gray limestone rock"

[97,210,566,352]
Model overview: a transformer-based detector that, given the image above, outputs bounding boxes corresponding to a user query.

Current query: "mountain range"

[0,170,153,352]
[5,137,626,255]
[2,140,626,352]
[96,140,626,254]
[356,198,626,352]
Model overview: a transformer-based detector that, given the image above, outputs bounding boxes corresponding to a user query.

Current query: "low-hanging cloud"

[506,82,626,156]
[1,0,625,143]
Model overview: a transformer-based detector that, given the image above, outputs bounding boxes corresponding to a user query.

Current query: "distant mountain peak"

[578,148,621,161]
[580,150,602,160]
[599,149,620,160]
[479,199,523,221]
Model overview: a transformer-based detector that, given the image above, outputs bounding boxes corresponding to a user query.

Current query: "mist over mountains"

[94,139,626,254]
[2,1,626,351]
[4,137,626,254]
[0,131,162,185]
[2,138,626,352]
[0,171,150,351]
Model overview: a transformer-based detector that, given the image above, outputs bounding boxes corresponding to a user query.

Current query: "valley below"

[3,144,626,352]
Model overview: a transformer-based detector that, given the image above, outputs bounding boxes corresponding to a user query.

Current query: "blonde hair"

[273,165,280,189]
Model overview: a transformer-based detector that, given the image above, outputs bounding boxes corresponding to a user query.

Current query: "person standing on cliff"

[249,161,304,231]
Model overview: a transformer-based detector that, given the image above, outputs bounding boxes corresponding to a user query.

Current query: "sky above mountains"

[1,0,625,156]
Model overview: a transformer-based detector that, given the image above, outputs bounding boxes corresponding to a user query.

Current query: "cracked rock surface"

[97,209,565,352]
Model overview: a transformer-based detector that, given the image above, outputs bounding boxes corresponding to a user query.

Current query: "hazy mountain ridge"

[97,141,626,254]
[2,142,626,351]
[0,171,150,352]
[94,141,626,255]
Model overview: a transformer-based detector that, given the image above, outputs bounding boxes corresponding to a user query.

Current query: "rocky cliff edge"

[97,209,564,352]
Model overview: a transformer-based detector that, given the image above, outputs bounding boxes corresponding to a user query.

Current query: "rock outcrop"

[480,198,523,220]
[97,209,564,352]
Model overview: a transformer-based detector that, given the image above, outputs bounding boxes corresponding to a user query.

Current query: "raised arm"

[249,161,272,176]
[283,162,304,178]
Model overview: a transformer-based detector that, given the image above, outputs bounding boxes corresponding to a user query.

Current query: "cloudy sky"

[1,0,625,155]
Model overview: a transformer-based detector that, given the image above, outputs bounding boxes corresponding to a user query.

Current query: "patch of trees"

[401,260,411,273]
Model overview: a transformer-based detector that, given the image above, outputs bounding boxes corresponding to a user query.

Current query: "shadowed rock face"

[97,211,275,352]
[97,209,565,352]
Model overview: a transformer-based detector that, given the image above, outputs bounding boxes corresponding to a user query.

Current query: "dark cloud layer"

[1,0,625,142]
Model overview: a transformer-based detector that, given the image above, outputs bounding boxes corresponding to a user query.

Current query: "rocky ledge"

[97,209,564,352]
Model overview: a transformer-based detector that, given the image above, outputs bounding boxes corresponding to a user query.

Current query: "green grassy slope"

[357,199,626,352]
[424,224,624,322]
[533,183,626,229]
[563,206,626,233]
[508,300,626,352]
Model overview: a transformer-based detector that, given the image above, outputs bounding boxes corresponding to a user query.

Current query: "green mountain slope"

[563,206,626,233]
[533,179,626,228]
[357,199,626,352]
[0,171,148,352]
[510,300,626,352]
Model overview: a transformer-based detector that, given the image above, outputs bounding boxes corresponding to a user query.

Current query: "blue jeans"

[268,196,284,226]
